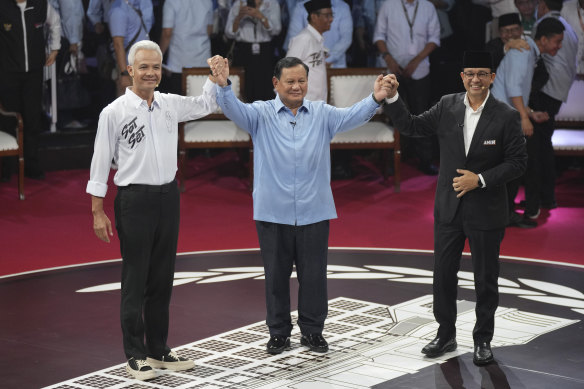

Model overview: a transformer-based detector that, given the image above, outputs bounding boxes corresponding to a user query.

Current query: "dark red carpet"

[1,151,583,277]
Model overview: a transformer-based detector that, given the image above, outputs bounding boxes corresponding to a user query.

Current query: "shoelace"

[135,359,150,370]
[166,351,179,361]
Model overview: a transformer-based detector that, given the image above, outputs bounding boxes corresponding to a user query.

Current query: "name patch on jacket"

[483,139,496,146]
[121,117,145,149]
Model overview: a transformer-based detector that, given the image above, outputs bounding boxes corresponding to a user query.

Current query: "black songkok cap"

[304,0,332,13]
[462,51,493,70]
[499,13,521,28]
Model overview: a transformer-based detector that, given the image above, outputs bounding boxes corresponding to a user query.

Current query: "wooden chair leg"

[18,155,24,200]
[178,148,186,192]
[394,148,401,193]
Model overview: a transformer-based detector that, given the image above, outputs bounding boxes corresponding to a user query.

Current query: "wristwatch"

[260,17,267,23]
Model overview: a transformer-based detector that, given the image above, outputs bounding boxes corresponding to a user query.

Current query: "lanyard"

[577,4,584,34]
[401,0,419,41]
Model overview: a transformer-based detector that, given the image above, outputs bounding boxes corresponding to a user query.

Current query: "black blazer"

[384,92,527,230]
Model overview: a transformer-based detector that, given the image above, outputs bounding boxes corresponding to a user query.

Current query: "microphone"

[290,121,296,127]
[458,123,464,127]
[148,106,154,112]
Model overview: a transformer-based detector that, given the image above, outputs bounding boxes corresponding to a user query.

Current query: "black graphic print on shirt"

[308,51,324,67]
[121,117,145,149]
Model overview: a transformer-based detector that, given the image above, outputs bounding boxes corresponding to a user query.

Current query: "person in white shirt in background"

[159,0,213,95]
[87,40,226,381]
[561,0,584,74]
[225,0,282,101]
[286,0,332,102]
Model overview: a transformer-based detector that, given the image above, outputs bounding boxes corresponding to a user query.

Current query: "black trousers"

[396,74,434,166]
[114,180,180,360]
[0,69,44,172]
[233,41,275,102]
[524,91,563,213]
[433,201,505,343]
[255,220,329,337]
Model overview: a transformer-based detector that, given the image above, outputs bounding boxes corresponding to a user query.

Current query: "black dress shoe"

[421,336,457,358]
[473,341,494,366]
[266,335,290,355]
[507,212,537,229]
[300,333,329,353]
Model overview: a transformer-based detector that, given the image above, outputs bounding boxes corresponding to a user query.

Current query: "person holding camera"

[224,0,282,102]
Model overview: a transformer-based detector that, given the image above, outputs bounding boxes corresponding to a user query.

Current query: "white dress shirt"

[373,0,440,80]
[87,80,218,197]
[286,24,328,102]
[561,0,584,74]
[224,0,282,43]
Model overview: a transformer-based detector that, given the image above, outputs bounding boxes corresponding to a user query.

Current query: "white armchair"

[178,67,252,191]
[327,68,401,192]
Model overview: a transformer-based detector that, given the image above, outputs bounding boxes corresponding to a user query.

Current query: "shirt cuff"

[478,173,486,188]
[86,181,108,198]
[384,93,400,104]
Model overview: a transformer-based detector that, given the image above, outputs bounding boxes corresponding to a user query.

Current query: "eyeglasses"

[463,71,491,80]
[317,12,334,18]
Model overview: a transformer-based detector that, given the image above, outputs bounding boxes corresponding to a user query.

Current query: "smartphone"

[247,0,255,7]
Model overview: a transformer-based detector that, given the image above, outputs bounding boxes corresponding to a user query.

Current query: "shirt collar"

[306,24,325,42]
[274,93,309,114]
[125,87,161,110]
[463,90,490,113]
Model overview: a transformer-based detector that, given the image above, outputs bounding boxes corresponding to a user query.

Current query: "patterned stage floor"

[1,249,583,388]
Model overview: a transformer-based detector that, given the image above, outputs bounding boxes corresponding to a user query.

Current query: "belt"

[118,179,176,193]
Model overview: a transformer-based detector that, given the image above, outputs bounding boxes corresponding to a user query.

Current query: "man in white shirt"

[374,0,441,175]
[286,0,332,102]
[87,40,224,381]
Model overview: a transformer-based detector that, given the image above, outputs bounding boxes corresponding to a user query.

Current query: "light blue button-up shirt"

[535,12,579,102]
[491,36,539,107]
[50,0,84,45]
[108,0,153,49]
[216,83,380,225]
[284,0,353,68]
[163,0,213,72]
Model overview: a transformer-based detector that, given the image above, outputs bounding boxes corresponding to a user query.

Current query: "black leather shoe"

[266,335,290,355]
[507,212,537,228]
[421,336,457,358]
[300,333,329,353]
[473,341,494,366]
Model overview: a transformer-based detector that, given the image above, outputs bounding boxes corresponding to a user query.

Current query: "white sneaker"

[526,208,540,219]
[125,357,156,381]
[147,350,194,371]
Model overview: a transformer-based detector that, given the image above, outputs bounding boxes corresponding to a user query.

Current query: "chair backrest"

[555,78,584,127]
[327,68,387,115]
[182,67,245,118]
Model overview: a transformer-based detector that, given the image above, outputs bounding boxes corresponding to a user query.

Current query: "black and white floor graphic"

[2,249,583,388]
[44,294,578,389]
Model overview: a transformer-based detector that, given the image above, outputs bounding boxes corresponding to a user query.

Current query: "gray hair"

[127,40,163,66]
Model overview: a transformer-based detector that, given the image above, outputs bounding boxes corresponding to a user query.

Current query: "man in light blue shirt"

[50,0,84,54]
[210,56,393,355]
[528,0,579,216]
[159,0,213,94]
[284,0,352,68]
[491,17,564,227]
[109,0,153,95]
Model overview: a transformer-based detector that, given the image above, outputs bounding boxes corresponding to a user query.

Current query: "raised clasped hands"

[373,74,399,102]
[207,55,230,87]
